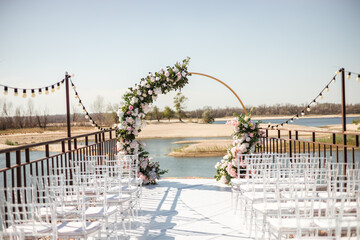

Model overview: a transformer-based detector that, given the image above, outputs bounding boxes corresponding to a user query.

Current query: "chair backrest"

[0,186,57,238]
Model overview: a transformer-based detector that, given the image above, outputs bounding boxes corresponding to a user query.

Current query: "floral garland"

[215,109,264,184]
[116,57,191,184]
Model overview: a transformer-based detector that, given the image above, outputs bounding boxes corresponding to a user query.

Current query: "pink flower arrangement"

[215,109,262,184]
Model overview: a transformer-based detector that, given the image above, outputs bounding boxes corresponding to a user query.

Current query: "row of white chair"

[230,153,360,239]
[0,154,142,239]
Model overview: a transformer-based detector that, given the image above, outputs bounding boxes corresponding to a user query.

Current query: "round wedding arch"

[116,58,248,184]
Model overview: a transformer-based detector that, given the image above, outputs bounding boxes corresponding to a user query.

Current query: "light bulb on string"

[301,111,305,116]
[4,86,8,95]
[56,82,60,90]
[45,87,49,95]
[347,72,351,79]
[75,93,79,99]
[51,85,55,93]
[307,106,311,112]
[82,107,86,113]
[38,88,42,95]
[85,114,89,119]
[31,89,35,98]
[319,93,323,99]
[61,79,65,85]
[295,114,299,119]
[325,86,329,92]
[14,89,18,96]
[290,118,294,123]
[357,75,360,82]
[72,83,76,90]
[332,77,336,83]
[335,70,339,75]
[22,89,27,98]
[78,100,81,106]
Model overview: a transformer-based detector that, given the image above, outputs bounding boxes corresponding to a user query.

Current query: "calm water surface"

[141,137,227,178]
[214,116,359,127]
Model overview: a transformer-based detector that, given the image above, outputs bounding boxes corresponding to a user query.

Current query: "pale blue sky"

[0,0,359,115]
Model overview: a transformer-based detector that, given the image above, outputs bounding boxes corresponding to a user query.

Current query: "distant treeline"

[185,103,360,119]
[1,101,359,130]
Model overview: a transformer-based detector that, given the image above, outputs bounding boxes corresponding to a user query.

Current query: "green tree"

[152,106,162,122]
[173,92,187,122]
[202,109,215,123]
[162,106,175,121]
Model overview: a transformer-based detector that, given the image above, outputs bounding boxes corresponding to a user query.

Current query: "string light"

[0,79,64,98]
[70,79,113,131]
[265,67,360,129]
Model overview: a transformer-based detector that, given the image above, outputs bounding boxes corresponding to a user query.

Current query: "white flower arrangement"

[116,57,191,184]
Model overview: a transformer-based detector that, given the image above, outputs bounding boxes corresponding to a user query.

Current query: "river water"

[213,116,359,127]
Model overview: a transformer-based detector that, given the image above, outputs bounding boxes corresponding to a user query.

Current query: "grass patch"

[190,145,228,152]
[316,135,357,146]
[352,118,360,124]
[5,139,18,146]
[172,145,189,152]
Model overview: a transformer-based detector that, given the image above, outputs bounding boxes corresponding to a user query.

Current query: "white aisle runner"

[129,178,251,240]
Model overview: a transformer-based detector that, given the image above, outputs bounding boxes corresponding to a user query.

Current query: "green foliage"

[162,106,175,121]
[173,92,188,122]
[5,139,17,146]
[352,118,360,125]
[202,109,214,123]
[152,106,162,122]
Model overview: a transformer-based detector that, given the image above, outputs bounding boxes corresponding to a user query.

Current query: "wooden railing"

[259,127,360,164]
[0,129,117,189]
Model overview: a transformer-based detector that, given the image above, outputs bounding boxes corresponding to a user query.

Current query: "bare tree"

[72,104,81,125]
[35,107,49,128]
[26,99,35,127]
[0,98,14,129]
[91,95,106,125]
[14,106,25,128]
